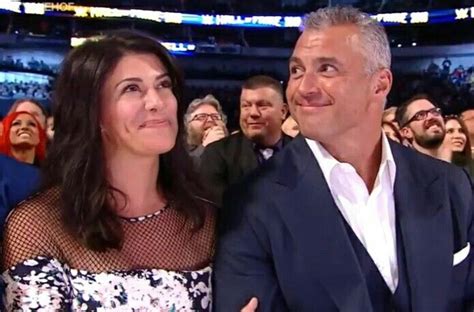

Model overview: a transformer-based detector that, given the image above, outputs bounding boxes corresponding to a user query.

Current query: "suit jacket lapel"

[236,133,258,177]
[391,143,452,310]
[275,136,373,311]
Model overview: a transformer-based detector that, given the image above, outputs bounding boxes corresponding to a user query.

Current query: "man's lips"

[295,100,331,108]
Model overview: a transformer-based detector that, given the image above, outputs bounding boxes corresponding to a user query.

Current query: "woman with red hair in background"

[0,111,46,166]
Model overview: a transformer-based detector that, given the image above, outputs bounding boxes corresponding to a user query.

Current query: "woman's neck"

[11,148,35,164]
[105,150,165,218]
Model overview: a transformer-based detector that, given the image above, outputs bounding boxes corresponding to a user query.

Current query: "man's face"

[239,87,287,144]
[401,99,445,149]
[186,104,222,145]
[286,25,391,142]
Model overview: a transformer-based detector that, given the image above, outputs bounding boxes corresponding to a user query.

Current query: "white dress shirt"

[305,134,398,292]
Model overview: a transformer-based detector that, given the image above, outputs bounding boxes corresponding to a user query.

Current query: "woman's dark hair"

[444,115,472,167]
[43,30,209,252]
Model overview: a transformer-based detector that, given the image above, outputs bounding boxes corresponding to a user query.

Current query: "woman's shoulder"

[3,187,63,270]
[6,187,62,226]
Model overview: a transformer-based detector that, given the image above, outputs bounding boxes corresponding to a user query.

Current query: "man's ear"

[281,103,289,121]
[400,126,413,140]
[373,69,393,98]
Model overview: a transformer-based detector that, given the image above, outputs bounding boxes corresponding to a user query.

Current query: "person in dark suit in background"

[214,6,474,312]
[201,75,291,205]
[0,154,39,226]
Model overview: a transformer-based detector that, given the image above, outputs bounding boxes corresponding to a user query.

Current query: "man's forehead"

[295,25,362,49]
[409,99,435,113]
[192,103,218,114]
[241,87,279,99]
[462,110,474,119]
[292,26,364,65]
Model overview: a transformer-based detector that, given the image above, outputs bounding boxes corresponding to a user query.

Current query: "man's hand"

[202,125,227,147]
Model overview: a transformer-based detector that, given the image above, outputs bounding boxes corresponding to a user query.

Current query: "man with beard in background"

[396,94,451,161]
[184,94,228,167]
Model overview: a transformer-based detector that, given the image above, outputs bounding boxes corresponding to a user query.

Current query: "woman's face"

[15,101,46,128]
[382,123,400,143]
[9,113,40,148]
[46,116,54,141]
[100,53,178,157]
[444,119,467,152]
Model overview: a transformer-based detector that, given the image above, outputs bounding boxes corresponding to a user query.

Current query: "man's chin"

[243,129,265,141]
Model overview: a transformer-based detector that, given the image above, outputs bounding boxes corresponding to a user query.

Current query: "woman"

[382,121,403,144]
[0,111,46,165]
[444,115,472,168]
[2,31,215,310]
[7,98,48,129]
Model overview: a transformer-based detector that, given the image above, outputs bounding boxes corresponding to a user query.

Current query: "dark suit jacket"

[200,132,292,205]
[213,135,474,311]
[0,155,39,226]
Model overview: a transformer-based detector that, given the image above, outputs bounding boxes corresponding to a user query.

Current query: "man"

[396,94,451,161]
[0,154,39,226]
[201,75,291,205]
[184,94,228,166]
[214,7,474,311]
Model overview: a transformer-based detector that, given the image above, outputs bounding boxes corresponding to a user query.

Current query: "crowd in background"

[1,5,474,310]
[0,81,51,100]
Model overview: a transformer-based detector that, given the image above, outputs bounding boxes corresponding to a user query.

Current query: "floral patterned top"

[1,189,216,312]
[2,256,212,311]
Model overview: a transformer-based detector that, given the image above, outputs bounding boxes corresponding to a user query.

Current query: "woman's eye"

[124,84,140,93]
[157,80,172,89]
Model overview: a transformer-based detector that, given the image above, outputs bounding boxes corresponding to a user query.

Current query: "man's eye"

[290,66,303,76]
[320,64,337,73]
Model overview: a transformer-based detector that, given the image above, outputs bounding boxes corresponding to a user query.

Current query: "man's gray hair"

[302,6,391,74]
[184,94,227,124]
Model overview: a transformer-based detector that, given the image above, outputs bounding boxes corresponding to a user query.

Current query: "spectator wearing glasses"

[396,94,450,161]
[201,75,291,205]
[184,94,228,166]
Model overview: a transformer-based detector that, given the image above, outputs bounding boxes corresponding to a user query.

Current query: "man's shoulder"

[203,132,251,160]
[392,143,472,192]
[226,137,301,197]
[0,155,39,178]
[207,132,245,149]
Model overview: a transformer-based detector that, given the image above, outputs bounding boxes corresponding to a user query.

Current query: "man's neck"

[252,131,283,148]
[320,130,383,193]
[413,143,448,162]
[11,148,35,164]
